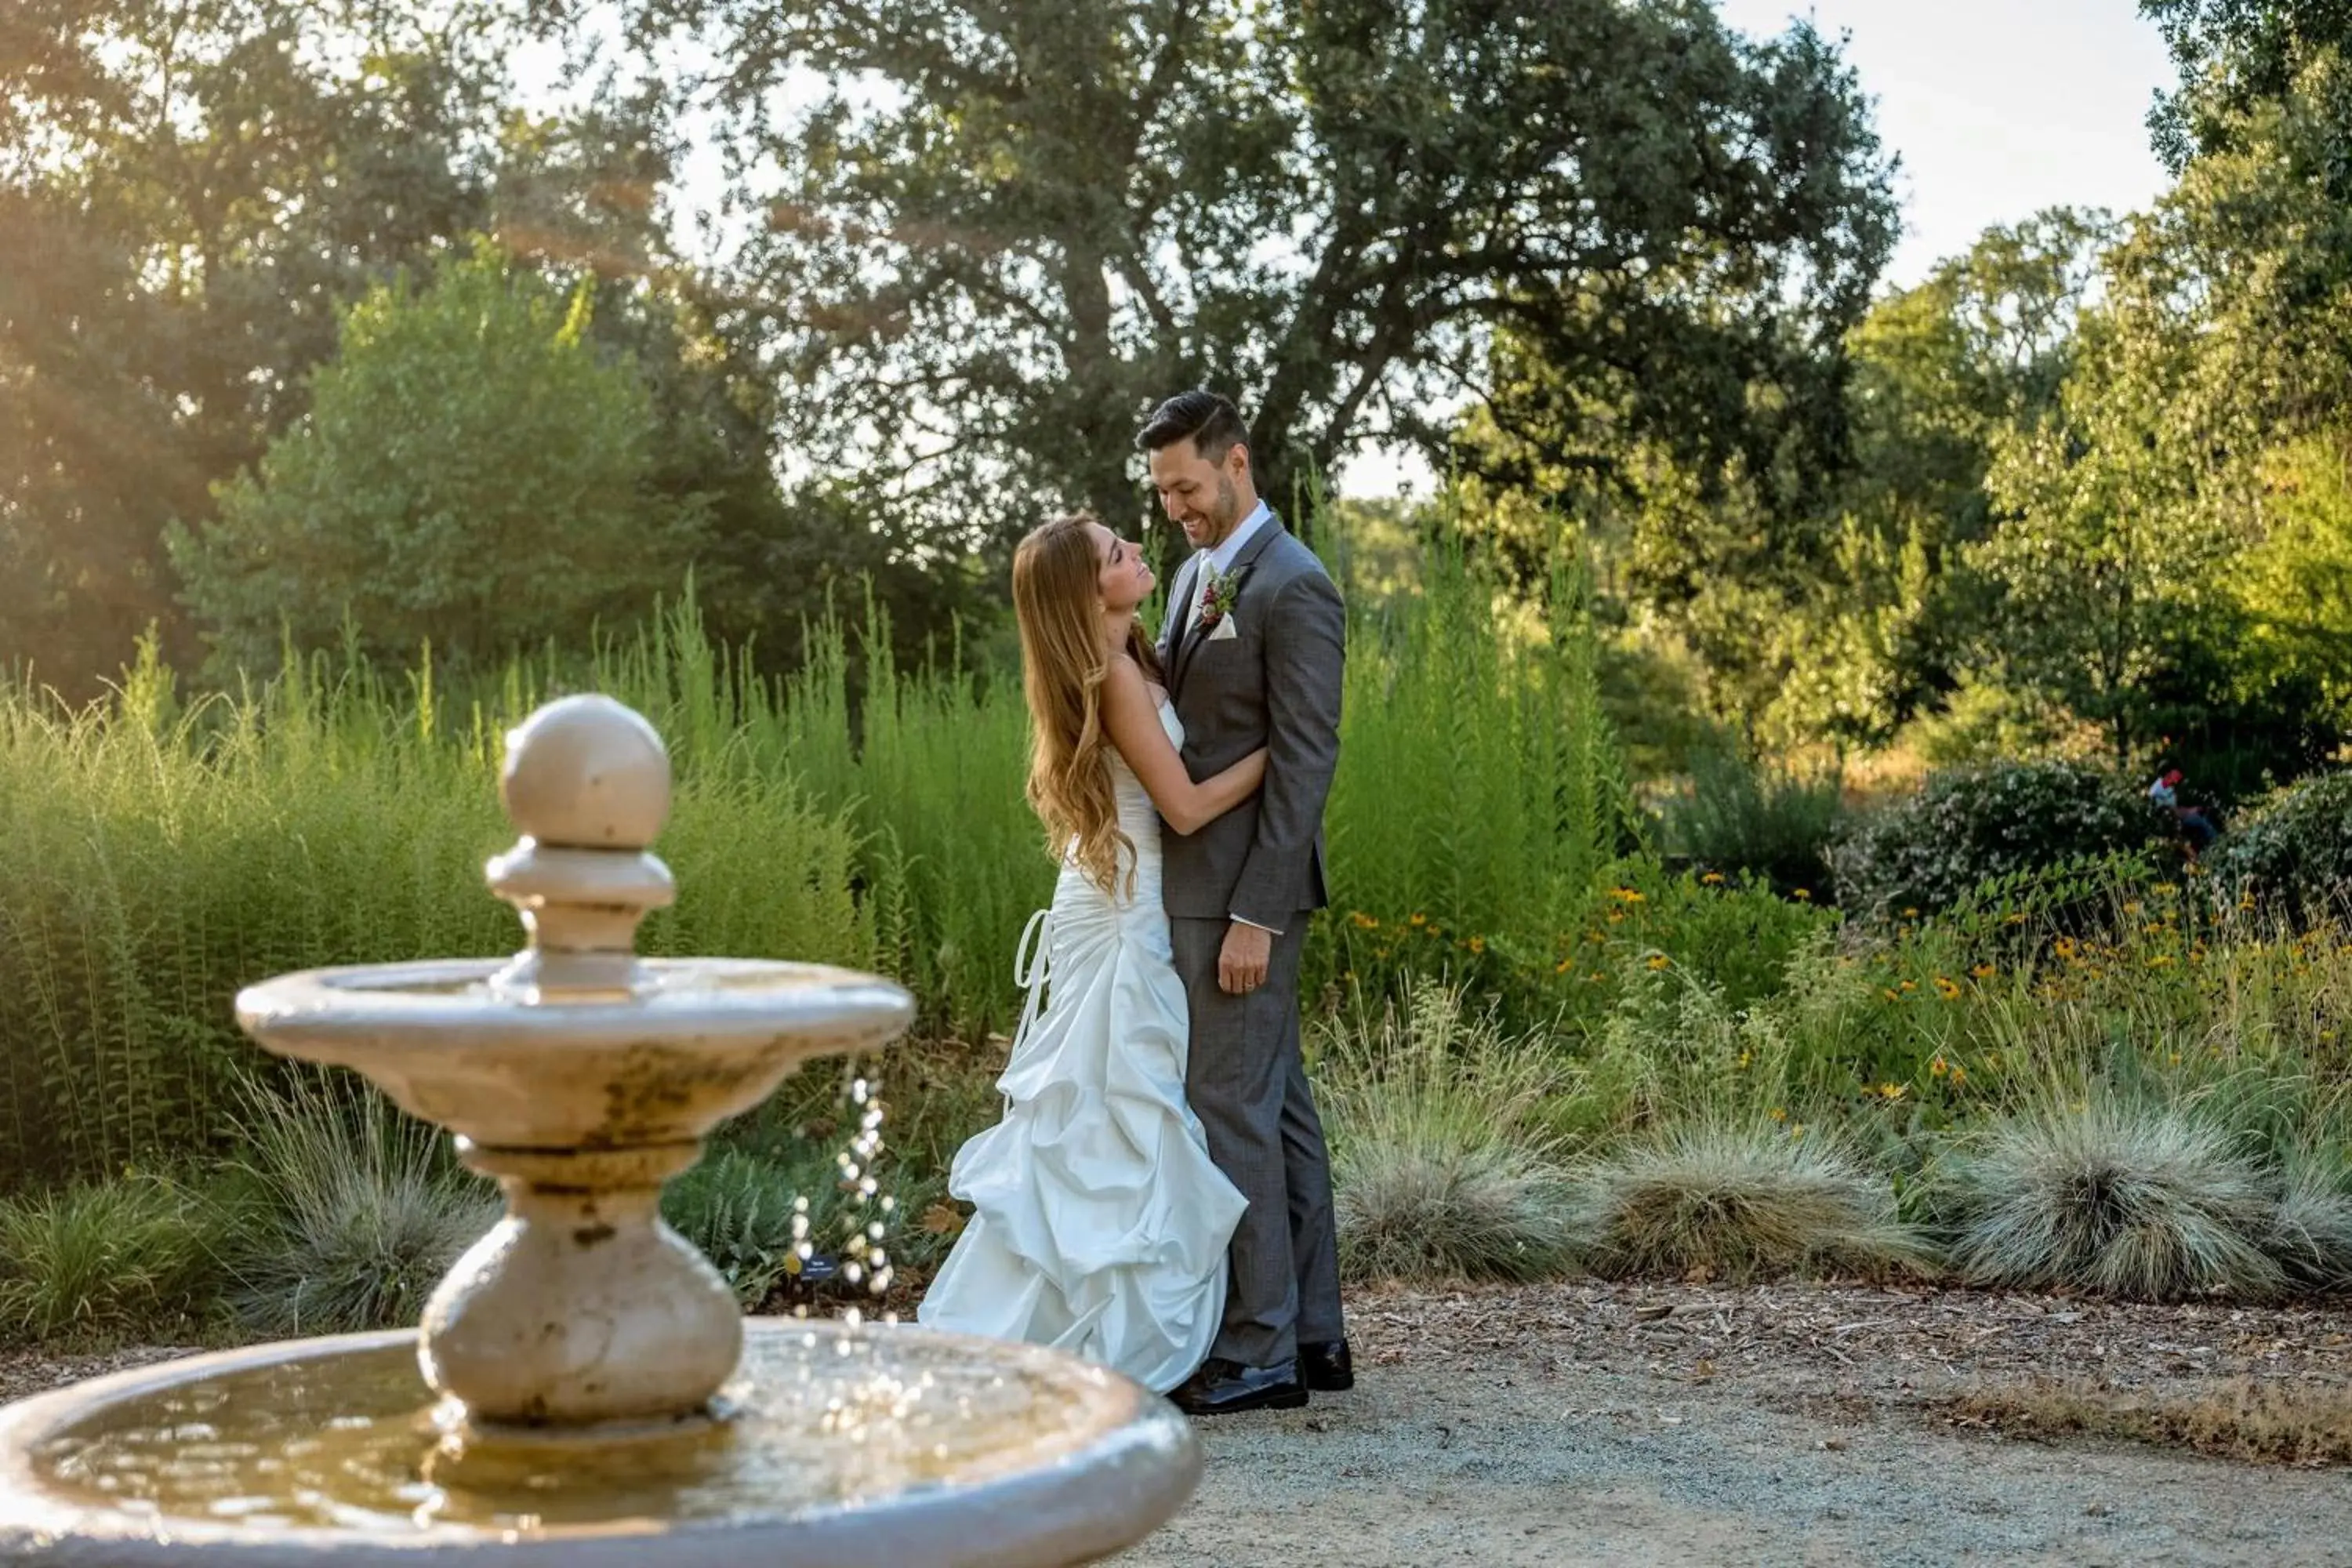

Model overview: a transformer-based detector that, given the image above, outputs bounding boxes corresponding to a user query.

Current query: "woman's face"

[1091,521,1154,615]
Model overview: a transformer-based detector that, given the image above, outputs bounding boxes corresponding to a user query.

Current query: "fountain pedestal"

[0,695,1200,1565]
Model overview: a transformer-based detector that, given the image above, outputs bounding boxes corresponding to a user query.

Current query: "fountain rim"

[0,1319,1203,1564]
[234,956,916,1046]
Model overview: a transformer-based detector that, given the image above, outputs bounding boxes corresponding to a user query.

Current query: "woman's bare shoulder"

[1102,652,1151,703]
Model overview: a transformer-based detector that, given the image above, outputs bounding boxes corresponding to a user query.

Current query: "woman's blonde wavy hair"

[1013,513,1163,897]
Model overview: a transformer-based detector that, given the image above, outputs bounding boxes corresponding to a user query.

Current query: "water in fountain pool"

[27,1323,1137,1536]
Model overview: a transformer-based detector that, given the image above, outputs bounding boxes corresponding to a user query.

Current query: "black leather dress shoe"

[1168,1358,1308,1416]
[1300,1338,1354,1392]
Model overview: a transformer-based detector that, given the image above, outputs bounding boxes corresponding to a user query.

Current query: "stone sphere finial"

[499,694,671,850]
[485,695,677,1000]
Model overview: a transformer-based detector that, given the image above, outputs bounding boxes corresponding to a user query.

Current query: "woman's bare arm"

[1102,656,1267,835]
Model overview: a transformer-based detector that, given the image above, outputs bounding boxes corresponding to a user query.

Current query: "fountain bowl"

[234,956,916,1152]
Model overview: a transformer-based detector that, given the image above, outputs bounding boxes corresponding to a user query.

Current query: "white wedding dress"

[917,700,1246,1392]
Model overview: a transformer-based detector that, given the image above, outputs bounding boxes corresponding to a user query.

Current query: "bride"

[916,511,1254,1392]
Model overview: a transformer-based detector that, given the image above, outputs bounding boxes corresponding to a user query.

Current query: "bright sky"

[1345,0,2180,496]
[1714,0,2178,287]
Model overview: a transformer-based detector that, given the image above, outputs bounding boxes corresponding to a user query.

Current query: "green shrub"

[1318,983,1577,1283]
[1940,1098,2285,1301]
[0,1177,220,1344]
[1830,760,2170,920]
[224,1071,498,1334]
[1570,1123,1926,1283]
[1661,748,1842,896]
[2205,769,2352,925]
[171,246,702,675]
[662,1146,848,1306]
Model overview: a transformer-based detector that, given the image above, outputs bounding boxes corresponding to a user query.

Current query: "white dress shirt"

[1185,499,1272,630]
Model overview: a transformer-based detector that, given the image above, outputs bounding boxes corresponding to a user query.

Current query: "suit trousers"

[1168,916,1345,1370]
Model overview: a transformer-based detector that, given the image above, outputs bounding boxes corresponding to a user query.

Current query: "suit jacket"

[1156,515,1345,928]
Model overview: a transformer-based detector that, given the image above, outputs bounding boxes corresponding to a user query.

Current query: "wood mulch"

[1345,1279,2352,1399]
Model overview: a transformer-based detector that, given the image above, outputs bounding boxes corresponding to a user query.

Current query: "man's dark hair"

[1137,390,1250,463]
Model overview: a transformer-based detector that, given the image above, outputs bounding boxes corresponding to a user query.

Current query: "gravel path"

[1118,1283,2352,1568]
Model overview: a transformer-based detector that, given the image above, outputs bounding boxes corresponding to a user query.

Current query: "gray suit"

[1158,514,1345,1370]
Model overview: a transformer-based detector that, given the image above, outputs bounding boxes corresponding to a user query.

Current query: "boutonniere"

[1198,565,1248,629]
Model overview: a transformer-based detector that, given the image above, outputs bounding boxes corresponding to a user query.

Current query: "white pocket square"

[1207,615,1240,641]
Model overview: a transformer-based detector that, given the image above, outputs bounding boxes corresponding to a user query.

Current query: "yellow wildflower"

[1408,912,1428,927]
[1466,935,1487,955]
[1929,1055,1948,1078]
[1350,911,1379,930]
[1969,964,1997,981]
[1791,888,1813,902]
[1878,1082,1907,1101]
[1646,954,1670,971]
[1767,1106,1788,1122]
[1934,976,1962,999]
[1610,887,1646,905]
[1947,1065,1968,1087]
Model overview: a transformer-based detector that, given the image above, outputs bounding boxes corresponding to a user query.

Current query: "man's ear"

[1226,441,1251,482]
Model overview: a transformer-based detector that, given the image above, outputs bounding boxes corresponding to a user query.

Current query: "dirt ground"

[5,1283,2349,1566]
[1116,1281,2352,1568]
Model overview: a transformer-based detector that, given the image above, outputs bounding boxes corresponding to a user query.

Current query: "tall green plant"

[1324,540,1635,989]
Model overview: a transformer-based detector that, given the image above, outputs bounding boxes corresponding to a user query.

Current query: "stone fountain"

[0,695,1199,1565]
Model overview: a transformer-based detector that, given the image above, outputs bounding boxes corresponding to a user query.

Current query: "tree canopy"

[641,0,1896,543]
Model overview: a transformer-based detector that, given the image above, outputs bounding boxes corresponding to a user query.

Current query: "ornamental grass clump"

[1571,1123,1927,1282]
[2270,1167,2352,1294]
[1944,1098,2285,1301]
[0,1177,221,1344]
[1319,982,1577,1283]
[224,1070,499,1334]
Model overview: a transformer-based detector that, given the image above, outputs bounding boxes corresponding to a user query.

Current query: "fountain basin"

[0,1319,1200,1566]
[235,957,914,1151]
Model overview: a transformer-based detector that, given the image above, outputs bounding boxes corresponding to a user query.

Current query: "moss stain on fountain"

[597,1042,771,1146]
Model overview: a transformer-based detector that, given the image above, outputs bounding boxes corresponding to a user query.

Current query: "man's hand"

[1218,920,1272,995]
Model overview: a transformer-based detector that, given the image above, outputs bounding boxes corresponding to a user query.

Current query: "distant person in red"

[2148,768,2217,852]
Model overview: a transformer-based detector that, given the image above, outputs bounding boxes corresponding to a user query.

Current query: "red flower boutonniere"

[1197,565,1248,629]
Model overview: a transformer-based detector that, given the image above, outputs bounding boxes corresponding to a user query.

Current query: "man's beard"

[1211,475,1241,540]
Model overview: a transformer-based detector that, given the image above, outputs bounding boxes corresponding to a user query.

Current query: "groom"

[1142,390,1350,1416]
